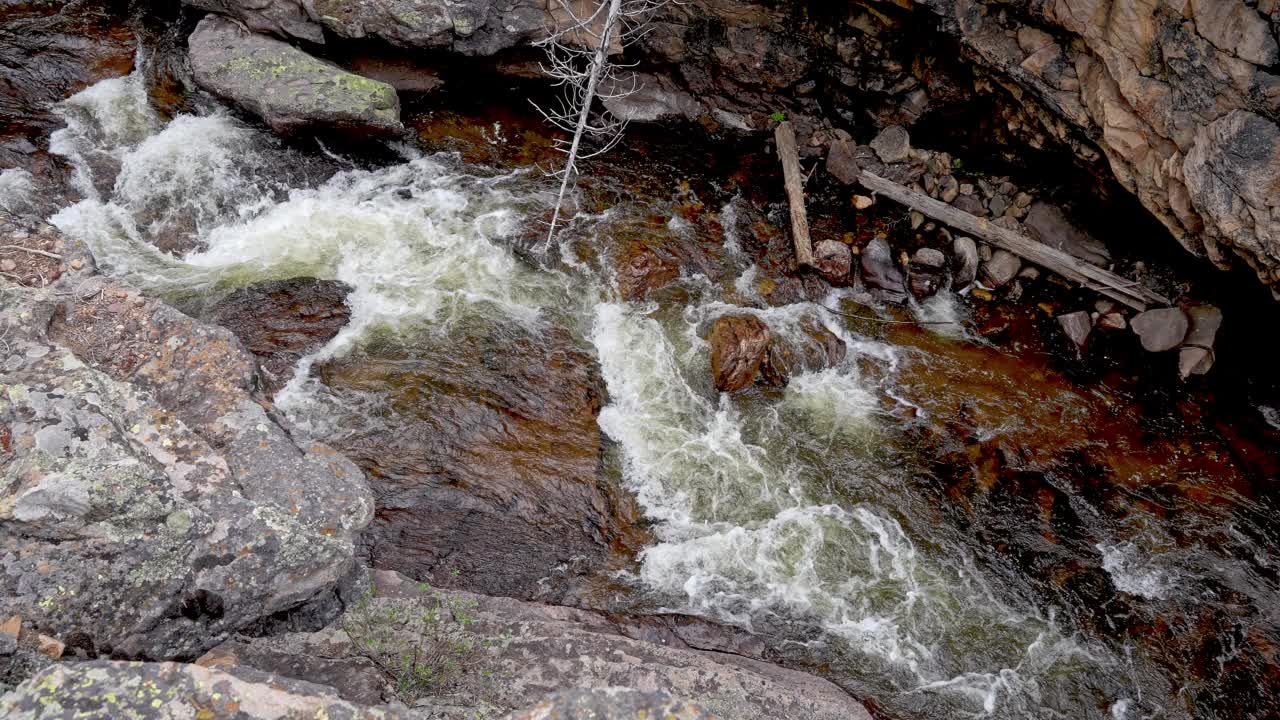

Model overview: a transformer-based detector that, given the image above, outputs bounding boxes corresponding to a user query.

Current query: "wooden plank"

[774,121,814,267]
[855,169,1170,311]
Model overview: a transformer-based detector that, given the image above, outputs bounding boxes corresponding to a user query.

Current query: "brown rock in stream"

[207,278,353,397]
[316,320,646,604]
[709,314,771,392]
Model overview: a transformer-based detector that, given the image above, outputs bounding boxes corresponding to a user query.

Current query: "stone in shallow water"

[1131,307,1189,352]
[812,239,852,284]
[206,278,352,397]
[1057,310,1092,353]
[861,236,907,302]
[188,16,403,138]
[1178,305,1223,378]
[709,313,771,392]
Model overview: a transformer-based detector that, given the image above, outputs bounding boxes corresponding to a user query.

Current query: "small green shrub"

[342,588,482,702]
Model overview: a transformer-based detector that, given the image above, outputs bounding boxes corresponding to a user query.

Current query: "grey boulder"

[0,278,373,660]
[189,16,403,138]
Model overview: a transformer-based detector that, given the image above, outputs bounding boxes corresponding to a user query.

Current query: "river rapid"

[31,67,1280,720]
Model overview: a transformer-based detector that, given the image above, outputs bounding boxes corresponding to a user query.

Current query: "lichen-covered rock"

[0,660,418,719]
[188,569,871,720]
[0,275,373,660]
[188,15,403,138]
[503,689,715,720]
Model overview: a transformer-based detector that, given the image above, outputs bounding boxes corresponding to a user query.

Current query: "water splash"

[0,169,37,215]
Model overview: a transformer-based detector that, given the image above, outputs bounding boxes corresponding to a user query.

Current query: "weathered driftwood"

[775,121,814,267]
[855,169,1170,311]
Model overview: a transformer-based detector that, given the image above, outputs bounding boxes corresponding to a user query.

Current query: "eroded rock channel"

[3,2,1280,720]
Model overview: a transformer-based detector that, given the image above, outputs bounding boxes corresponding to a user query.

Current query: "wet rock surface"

[0,0,135,210]
[708,314,771,392]
[189,15,403,138]
[314,321,645,605]
[0,253,372,661]
[205,278,353,397]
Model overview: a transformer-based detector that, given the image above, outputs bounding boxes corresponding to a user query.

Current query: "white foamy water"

[0,168,37,215]
[46,71,1158,720]
[1098,541,1177,601]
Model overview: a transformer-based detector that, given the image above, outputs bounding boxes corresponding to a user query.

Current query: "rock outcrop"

[0,229,373,660]
[198,569,871,719]
[188,15,403,137]
[185,0,551,55]
[906,0,1280,292]
[0,660,420,720]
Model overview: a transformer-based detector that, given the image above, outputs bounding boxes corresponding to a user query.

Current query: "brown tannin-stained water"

[36,67,1280,720]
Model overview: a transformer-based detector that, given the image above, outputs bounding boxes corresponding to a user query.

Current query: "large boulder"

[188,16,403,138]
[0,271,373,660]
[184,0,552,55]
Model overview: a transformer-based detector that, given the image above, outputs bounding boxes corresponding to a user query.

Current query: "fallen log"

[854,169,1170,311]
[774,121,814,267]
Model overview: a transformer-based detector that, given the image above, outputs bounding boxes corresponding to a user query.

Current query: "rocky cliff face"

[178,0,1280,296]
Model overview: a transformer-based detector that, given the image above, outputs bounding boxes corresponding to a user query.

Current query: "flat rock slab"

[187,569,872,720]
[189,15,403,138]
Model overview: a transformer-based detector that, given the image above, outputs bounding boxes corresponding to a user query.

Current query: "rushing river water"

[36,69,1280,720]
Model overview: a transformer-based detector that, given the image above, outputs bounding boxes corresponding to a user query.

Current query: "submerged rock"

[812,239,852,284]
[709,314,771,392]
[0,275,372,661]
[315,321,644,603]
[188,16,403,138]
[860,237,907,302]
[1131,307,1190,352]
[206,278,353,397]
